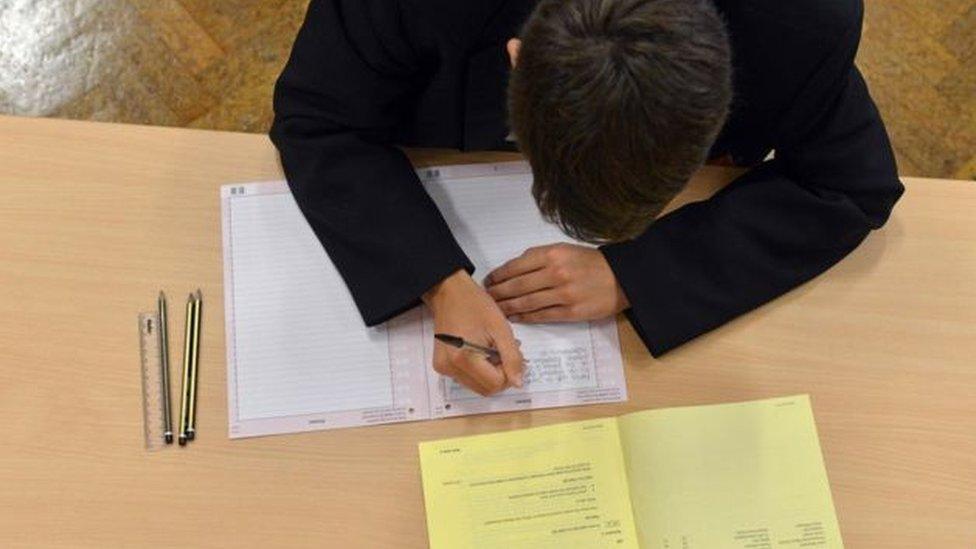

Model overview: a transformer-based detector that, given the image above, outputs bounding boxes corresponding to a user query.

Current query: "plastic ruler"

[137,312,167,451]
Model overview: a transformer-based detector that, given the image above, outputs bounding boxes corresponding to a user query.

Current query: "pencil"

[157,291,173,444]
[178,293,193,446]
[186,289,202,441]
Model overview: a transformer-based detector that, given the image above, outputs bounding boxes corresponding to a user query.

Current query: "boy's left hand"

[484,243,629,323]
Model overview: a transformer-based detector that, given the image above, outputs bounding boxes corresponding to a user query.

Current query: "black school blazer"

[270,0,903,356]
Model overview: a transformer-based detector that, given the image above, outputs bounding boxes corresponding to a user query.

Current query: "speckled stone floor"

[1,0,973,179]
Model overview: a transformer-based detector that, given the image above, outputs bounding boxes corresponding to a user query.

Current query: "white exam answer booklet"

[221,162,626,438]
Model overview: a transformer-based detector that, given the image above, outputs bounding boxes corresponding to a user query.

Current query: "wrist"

[615,283,631,312]
[422,269,472,310]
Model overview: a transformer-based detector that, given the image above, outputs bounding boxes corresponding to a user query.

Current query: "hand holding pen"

[424,271,524,397]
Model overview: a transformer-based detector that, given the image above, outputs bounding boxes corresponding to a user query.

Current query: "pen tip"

[196,289,202,300]
[159,291,165,299]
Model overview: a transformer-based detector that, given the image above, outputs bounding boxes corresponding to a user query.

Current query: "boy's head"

[508,0,731,243]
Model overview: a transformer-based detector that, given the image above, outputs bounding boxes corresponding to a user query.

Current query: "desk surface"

[0,115,973,548]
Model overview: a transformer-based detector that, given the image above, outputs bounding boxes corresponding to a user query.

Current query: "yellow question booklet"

[419,395,842,548]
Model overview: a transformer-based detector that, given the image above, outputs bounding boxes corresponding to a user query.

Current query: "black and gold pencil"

[186,289,202,441]
[178,293,194,446]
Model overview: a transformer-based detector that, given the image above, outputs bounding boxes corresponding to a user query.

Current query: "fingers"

[484,247,547,286]
[509,306,576,324]
[458,351,508,393]
[490,324,524,388]
[432,334,523,394]
[434,349,498,396]
[497,288,565,317]
[452,368,493,397]
[485,269,553,301]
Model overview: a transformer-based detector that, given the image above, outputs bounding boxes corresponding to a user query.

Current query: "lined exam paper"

[226,193,394,421]
[221,162,626,438]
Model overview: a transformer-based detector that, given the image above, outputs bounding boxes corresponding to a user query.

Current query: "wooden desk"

[1,115,973,548]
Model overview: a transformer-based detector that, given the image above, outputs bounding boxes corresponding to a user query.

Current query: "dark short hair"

[509,0,732,243]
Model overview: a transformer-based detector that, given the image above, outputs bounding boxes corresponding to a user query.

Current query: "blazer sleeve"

[270,0,474,326]
[600,11,904,357]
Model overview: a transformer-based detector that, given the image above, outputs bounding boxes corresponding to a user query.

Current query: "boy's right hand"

[423,269,524,396]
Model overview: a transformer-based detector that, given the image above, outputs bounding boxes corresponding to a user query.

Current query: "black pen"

[434,333,501,364]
